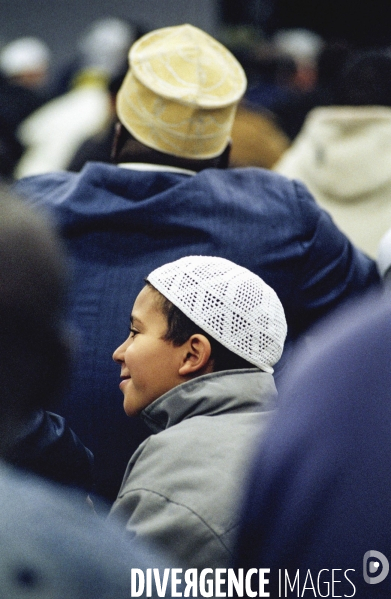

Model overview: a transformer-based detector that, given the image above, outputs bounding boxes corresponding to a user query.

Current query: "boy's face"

[113,285,185,416]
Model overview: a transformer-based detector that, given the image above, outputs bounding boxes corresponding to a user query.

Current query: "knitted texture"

[147,256,287,373]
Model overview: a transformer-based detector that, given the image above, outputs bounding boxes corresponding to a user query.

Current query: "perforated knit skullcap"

[116,24,247,159]
[147,256,287,373]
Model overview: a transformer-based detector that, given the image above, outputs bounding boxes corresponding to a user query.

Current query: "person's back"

[274,50,391,257]
[234,289,391,598]
[0,462,172,599]
[13,24,379,504]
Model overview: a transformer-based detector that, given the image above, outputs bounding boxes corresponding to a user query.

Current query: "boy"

[109,256,287,569]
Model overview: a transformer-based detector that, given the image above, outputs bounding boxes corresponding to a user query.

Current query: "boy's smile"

[113,285,185,416]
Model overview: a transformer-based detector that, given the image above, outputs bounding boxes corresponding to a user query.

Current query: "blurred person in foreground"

[0,188,93,492]
[234,289,391,598]
[14,24,379,504]
[0,187,171,598]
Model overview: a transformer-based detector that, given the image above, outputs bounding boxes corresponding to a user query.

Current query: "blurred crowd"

[1,15,391,599]
[3,21,391,259]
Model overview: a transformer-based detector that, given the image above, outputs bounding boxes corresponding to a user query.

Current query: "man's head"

[111,24,247,168]
[113,256,287,416]
[0,187,70,453]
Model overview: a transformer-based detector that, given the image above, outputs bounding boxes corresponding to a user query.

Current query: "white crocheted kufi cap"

[147,256,287,373]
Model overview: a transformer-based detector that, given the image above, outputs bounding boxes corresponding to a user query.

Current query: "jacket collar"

[118,163,196,176]
[140,369,277,434]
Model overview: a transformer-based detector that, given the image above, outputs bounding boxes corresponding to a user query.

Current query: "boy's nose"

[112,341,125,364]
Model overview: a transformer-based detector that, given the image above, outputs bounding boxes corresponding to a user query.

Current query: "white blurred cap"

[273,28,323,66]
[0,37,50,77]
[78,18,136,76]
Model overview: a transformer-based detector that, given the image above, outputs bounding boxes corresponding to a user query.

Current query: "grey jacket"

[109,369,277,569]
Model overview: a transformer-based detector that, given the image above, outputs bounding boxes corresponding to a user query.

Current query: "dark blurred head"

[0,187,70,453]
[336,49,391,106]
[316,41,352,88]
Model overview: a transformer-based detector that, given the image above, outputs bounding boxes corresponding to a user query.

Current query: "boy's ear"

[178,334,213,377]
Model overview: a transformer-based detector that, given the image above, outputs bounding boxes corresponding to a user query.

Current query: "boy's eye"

[129,328,139,339]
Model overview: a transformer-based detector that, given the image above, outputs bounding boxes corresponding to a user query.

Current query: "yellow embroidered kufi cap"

[116,24,247,159]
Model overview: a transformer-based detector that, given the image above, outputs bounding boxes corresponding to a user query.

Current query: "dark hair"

[111,124,231,171]
[146,282,255,372]
[336,50,391,107]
